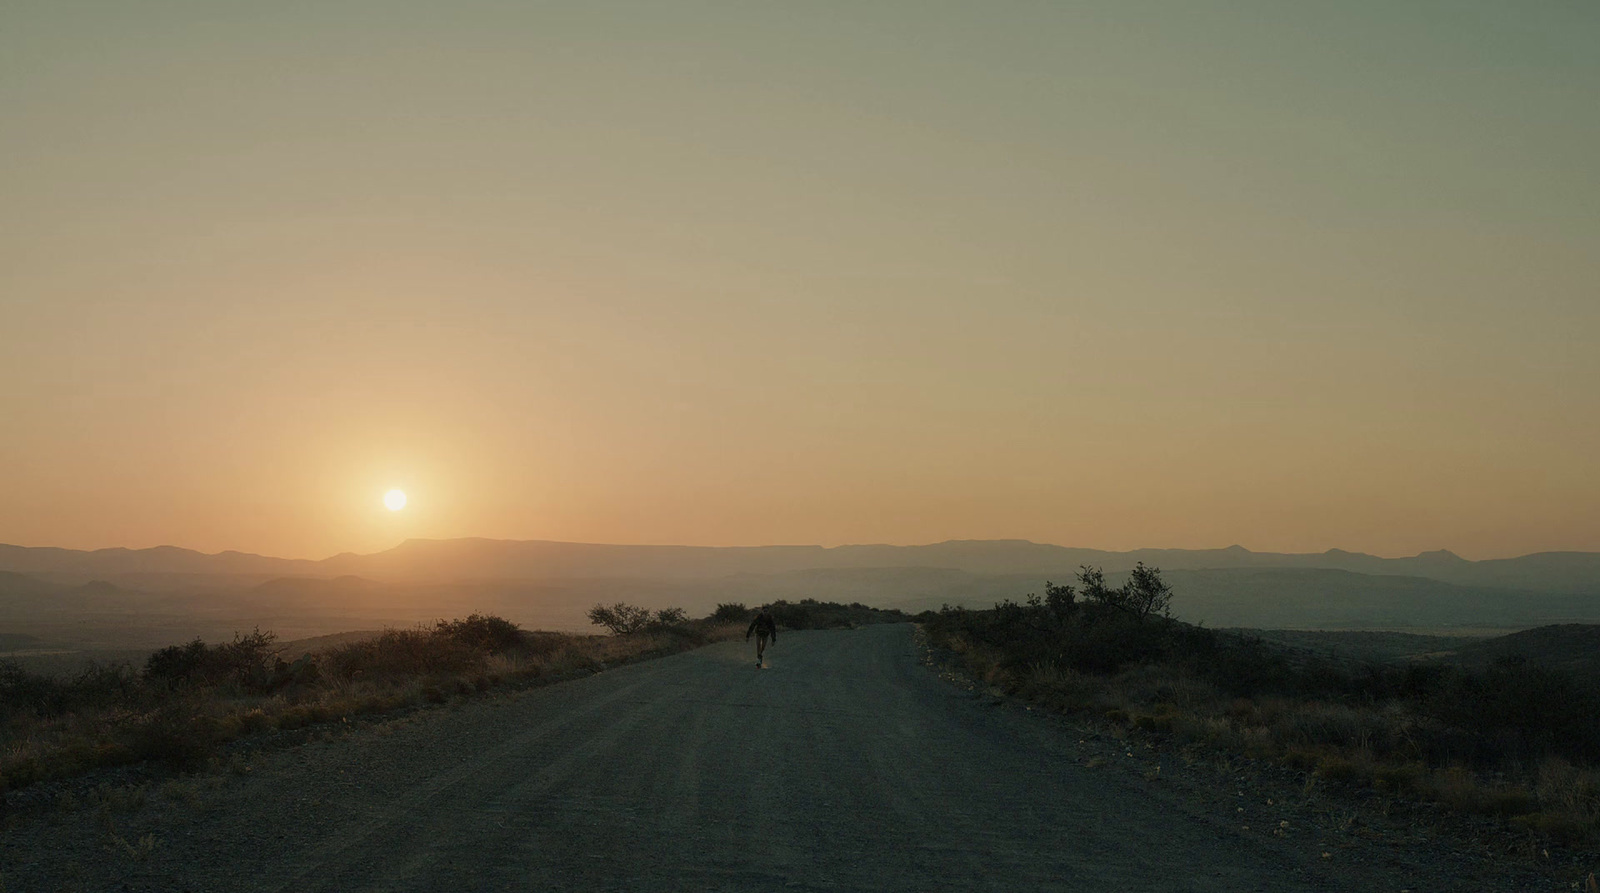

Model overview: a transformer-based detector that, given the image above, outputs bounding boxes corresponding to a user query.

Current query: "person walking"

[746,608,777,667]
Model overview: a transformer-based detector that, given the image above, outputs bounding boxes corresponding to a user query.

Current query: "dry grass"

[926,618,1600,842]
[0,618,743,795]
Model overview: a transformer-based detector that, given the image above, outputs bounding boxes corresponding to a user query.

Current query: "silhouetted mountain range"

[3,538,1597,594]
[4,540,1600,649]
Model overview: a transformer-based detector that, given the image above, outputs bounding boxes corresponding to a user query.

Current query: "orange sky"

[3,3,1597,560]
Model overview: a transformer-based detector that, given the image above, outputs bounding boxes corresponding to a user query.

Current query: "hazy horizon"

[0,533,1580,566]
[5,3,1597,561]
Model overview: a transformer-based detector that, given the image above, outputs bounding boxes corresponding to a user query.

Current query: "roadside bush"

[766,599,908,630]
[121,703,221,769]
[1080,563,1172,620]
[652,607,689,628]
[1043,580,1077,619]
[143,629,278,691]
[520,630,573,657]
[323,627,482,680]
[922,573,1600,838]
[1,612,741,796]
[210,629,278,689]
[143,639,209,685]
[435,613,523,652]
[2,659,142,721]
[1,660,65,718]
[712,603,752,622]
[1427,655,1600,764]
[587,603,654,635]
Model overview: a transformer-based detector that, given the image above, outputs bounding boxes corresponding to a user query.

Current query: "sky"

[2,2,1597,560]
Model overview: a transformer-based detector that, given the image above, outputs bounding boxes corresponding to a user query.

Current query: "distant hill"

[1222,629,1475,663]
[4,540,1600,645]
[1158,568,1600,630]
[1437,624,1600,676]
[5,538,1595,594]
[0,632,46,651]
[0,543,319,581]
[275,630,384,661]
[0,570,60,597]
[865,566,1600,631]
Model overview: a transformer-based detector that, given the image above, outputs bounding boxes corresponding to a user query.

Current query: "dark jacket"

[746,612,777,640]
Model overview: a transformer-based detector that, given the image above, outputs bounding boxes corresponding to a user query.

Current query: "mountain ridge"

[1,538,1597,593]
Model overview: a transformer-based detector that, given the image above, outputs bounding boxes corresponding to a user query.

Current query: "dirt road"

[2,625,1530,891]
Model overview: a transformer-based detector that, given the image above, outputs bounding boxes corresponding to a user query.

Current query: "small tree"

[435,614,523,652]
[145,629,280,689]
[1043,580,1076,618]
[1079,563,1171,620]
[145,638,209,684]
[1122,562,1173,620]
[712,603,752,622]
[211,628,279,689]
[652,607,688,628]
[1077,566,1112,606]
[587,602,653,635]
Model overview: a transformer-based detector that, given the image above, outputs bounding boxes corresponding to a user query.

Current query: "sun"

[383,489,407,511]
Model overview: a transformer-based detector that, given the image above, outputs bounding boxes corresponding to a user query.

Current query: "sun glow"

[383,489,408,511]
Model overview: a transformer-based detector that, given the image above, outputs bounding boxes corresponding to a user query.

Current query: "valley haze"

[4,538,1598,663]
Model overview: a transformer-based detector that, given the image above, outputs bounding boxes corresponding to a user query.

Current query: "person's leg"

[756,633,768,664]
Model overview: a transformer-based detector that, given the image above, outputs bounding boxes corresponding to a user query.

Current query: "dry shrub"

[943,632,974,655]
[1284,748,1319,771]
[1133,711,1176,733]
[1372,762,1425,795]
[1019,663,1105,714]
[1172,714,1244,750]
[1,613,748,795]
[324,628,483,680]
[981,663,1016,689]
[1314,754,1365,783]
[1538,758,1600,815]
[434,614,524,653]
[1523,757,1600,841]
[120,704,221,769]
[923,596,1600,841]
[1273,702,1391,753]
[1420,767,1535,816]
[1110,665,1219,714]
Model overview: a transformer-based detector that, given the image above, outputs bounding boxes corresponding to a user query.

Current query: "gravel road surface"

[1,625,1542,891]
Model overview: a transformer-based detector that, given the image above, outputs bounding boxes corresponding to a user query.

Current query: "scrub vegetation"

[921,566,1600,842]
[599,598,910,633]
[763,598,911,629]
[0,612,742,796]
